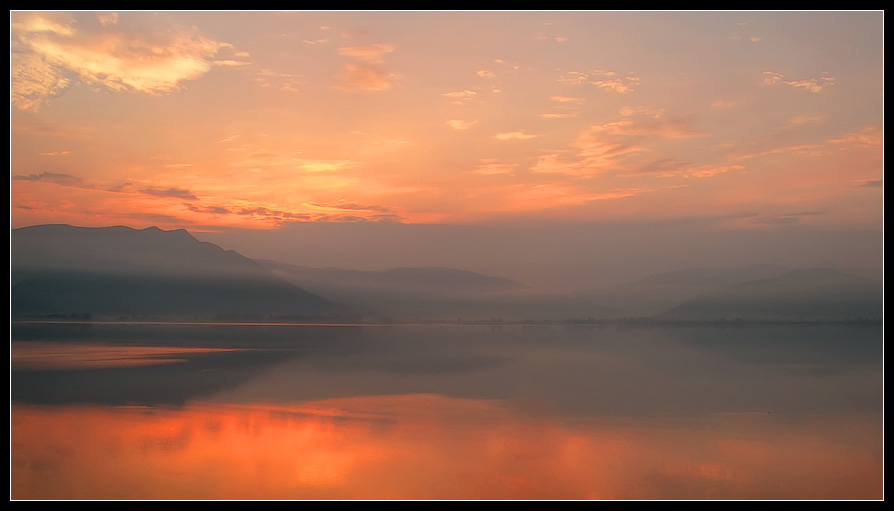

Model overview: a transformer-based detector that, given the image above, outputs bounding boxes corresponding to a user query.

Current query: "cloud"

[591,78,638,94]
[333,43,397,92]
[542,96,584,119]
[477,70,496,79]
[827,125,882,147]
[684,164,744,178]
[185,204,231,215]
[559,70,639,93]
[304,201,390,212]
[859,180,883,188]
[470,160,515,176]
[763,71,835,93]
[495,131,537,141]
[335,62,394,91]
[507,183,640,210]
[255,69,304,92]
[558,71,589,84]
[139,186,198,200]
[230,205,400,224]
[550,96,583,104]
[10,12,240,110]
[442,89,478,105]
[10,51,71,112]
[591,117,704,139]
[38,150,71,156]
[96,12,119,26]
[336,43,395,63]
[762,71,784,85]
[446,119,478,130]
[294,159,361,173]
[784,77,834,93]
[633,158,692,176]
[734,124,881,162]
[734,143,822,160]
[780,115,826,129]
[12,171,86,186]
[213,59,250,67]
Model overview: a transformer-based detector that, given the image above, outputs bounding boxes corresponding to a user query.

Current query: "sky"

[9,11,884,288]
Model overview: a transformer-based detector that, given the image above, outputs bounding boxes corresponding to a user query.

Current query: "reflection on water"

[10,323,884,500]
[10,398,882,500]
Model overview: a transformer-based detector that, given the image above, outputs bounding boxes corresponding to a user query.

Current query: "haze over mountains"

[10,224,883,322]
[11,225,343,320]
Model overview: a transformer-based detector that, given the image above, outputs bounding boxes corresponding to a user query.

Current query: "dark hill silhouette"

[11,224,346,320]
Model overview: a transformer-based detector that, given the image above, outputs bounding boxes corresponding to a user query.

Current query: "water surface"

[10,323,883,499]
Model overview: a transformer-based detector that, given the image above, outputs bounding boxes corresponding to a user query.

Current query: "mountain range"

[10,224,883,322]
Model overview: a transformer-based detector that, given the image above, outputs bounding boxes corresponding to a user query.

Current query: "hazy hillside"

[11,225,346,320]
[658,268,882,321]
[500,264,792,320]
[259,260,531,320]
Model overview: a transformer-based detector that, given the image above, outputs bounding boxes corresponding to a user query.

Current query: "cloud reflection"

[10,395,882,500]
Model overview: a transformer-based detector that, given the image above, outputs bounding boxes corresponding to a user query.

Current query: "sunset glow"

[10,396,882,500]
[10,11,882,231]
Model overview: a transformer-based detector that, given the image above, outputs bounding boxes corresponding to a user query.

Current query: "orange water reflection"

[10,395,882,500]
[10,342,242,370]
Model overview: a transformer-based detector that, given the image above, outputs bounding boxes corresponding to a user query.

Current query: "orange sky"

[10,11,883,231]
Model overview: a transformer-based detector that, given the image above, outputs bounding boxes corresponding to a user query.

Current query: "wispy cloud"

[495,131,537,141]
[255,69,305,93]
[541,95,584,119]
[540,112,577,119]
[336,43,395,63]
[335,62,394,91]
[827,125,882,147]
[559,70,640,93]
[763,71,835,93]
[590,117,704,139]
[294,159,361,173]
[442,89,478,105]
[334,43,397,91]
[447,119,478,130]
[304,200,390,212]
[470,159,516,176]
[139,186,198,200]
[12,171,86,186]
[185,204,231,215]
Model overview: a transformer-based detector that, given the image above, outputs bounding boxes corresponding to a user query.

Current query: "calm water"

[10,322,883,500]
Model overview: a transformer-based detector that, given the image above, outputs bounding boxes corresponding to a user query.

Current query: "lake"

[10,322,883,500]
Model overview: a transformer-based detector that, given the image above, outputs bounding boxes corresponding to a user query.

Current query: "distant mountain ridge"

[259,260,530,320]
[11,225,882,322]
[11,224,346,320]
[657,268,882,321]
